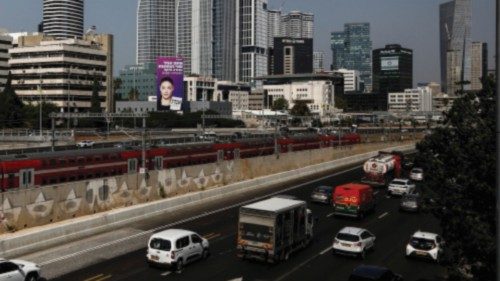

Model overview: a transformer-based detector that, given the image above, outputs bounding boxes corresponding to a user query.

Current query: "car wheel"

[202,249,209,259]
[25,273,38,281]
[175,259,183,273]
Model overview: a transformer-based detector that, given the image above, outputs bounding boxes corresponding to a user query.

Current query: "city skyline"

[0,0,494,86]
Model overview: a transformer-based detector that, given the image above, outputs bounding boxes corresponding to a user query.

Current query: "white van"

[147,229,210,271]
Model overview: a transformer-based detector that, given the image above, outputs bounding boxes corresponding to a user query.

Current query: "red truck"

[333,183,375,219]
[362,151,404,186]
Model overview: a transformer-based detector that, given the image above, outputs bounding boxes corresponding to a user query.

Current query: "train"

[0,132,361,190]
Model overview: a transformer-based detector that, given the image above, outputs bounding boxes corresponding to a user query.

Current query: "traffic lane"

[52,166,365,280]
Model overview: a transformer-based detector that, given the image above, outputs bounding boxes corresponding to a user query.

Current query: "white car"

[76,140,95,148]
[409,168,424,181]
[406,231,444,262]
[0,259,41,281]
[388,178,416,196]
[332,226,375,259]
[147,229,210,272]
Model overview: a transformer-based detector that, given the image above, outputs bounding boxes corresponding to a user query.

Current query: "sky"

[0,0,495,86]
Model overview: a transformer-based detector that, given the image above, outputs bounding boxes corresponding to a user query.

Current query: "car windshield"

[410,237,436,250]
[336,233,360,242]
[391,180,407,185]
[150,238,171,251]
[412,168,423,173]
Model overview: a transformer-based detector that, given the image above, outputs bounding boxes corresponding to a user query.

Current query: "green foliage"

[334,95,346,110]
[271,98,289,111]
[127,88,140,101]
[290,101,311,116]
[0,72,25,128]
[22,102,59,129]
[415,77,495,280]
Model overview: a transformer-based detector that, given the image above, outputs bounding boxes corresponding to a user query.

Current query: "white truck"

[236,197,314,263]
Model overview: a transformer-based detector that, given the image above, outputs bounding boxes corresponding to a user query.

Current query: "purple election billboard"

[156,57,184,111]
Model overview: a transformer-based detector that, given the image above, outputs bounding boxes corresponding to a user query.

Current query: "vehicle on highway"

[362,151,404,186]
[147,229,209,271]
[310,185,333,204]
[405,231,444,262]
[409,167,424,181]
[237,197,314,263]
[198,131,218,141]
[273,194,299,200]
[333,183,375,219]
[0,259,41,281]
[399,193,421,212]
[333,227,376,259]
[348,264,403,281]
[76,140,95,148]
[388,178,416,196]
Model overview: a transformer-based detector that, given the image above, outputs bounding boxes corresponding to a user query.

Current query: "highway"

[51,164,445,281]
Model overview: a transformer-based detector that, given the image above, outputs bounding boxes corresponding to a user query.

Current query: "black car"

[310,186,333,204]
[348,265,403,281]
[399,193,421,212]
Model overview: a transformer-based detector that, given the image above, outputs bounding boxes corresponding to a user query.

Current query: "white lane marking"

[378,212,389,219]
[319,246,331,255]
[374,191,379,195]
[161,271,171,276]
[326,212,335,218]
[39,165,362,266]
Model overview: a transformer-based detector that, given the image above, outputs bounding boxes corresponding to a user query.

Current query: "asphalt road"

[53,167,444,281]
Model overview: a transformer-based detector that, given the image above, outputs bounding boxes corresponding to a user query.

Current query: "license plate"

[150,255,159,261]
[341,243,351,247]
[416,251,427,256]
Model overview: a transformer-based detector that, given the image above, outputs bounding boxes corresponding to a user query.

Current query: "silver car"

[409,168,424,181]
[0,259,41,281]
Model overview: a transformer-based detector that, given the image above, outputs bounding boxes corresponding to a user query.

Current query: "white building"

[260,73,344,117]
[236,0,268,87]
[43,0,84,39]
[184,75,216,102]
[267,10,282,48]
[388,87,433,114]
[9,38,108,111]
[335,68,360,92]
[281,11,314,39]
[214,81,251,112]
[0,33,12,91]
[313,51,324,73]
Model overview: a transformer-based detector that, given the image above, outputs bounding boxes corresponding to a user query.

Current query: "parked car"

[333,183,375,218]
[147,229,210,271]
[409,168,424,181]
[0,259,41,281]
[310,185,333,204]
[399,193,421,212]
[76,140,95,148]
[388,178,416,196]
[348,264,403,281]
[405,231,444,262]
[332,226,376,259]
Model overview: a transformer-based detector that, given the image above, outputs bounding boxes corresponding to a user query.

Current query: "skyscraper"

[236,0,268,86]
[43,0,84,39]
[137,0,176,65]
[313,51,324,73]
[372,44,413,94]
[330,23,372,91]
[213,0,237,81]
[439,0,472,94]
[267,10,282,48]
[470,42,488,91]
[281,11,314,39]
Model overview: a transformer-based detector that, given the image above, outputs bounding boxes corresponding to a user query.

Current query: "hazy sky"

[0,0,495,85]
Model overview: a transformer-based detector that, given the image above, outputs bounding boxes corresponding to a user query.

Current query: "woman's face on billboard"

[160,80,174,100]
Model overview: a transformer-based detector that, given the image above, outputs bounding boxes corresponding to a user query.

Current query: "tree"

[0,72,24,128]
[290,101,311,116]
[127,88,140,101]
[22,102,59,129]
[271,98,289,111]
[415,77,495,280]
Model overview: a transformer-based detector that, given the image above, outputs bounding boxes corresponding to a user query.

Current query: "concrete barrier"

[0,143,415,258]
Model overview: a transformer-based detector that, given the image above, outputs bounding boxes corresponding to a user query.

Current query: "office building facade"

[330,23,372,91]
[0,34,12,91]
[137,0,176,64]
[372,44,413,94]
[213,0,237,81]
[9,38,108,112]
[470,42,487,91]
[43,0,84,39]
[267,10,282,48]
[313,51,324,73]
[236,0,268,87]
[335,68,360,92]
[117,63,157,101]
[281,11,314,39]
[272,37,313,75]
[388,87,433,114]
[439,0,472,94]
